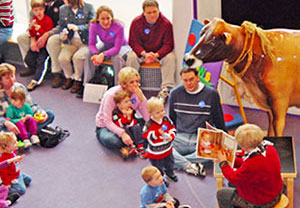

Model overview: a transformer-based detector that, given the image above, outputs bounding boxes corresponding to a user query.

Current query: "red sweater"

[128,13,174,59]
[29,15,54,48]
[142,116,176,159]
[221,145,282,204]
[0,151,20,186]
[112,107,137,128]
[0,0,14,27]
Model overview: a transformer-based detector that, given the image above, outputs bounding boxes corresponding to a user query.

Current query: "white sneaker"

[23,139,32,148]
[179,205,192,208]
[185,163,206,177]
[184,163,199,176]
[30,135,40,144]
[197,163,206,177]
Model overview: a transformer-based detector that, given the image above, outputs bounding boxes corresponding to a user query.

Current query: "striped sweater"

[0,0,14,27]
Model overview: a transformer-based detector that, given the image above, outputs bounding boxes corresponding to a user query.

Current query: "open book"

[196,122,237,167]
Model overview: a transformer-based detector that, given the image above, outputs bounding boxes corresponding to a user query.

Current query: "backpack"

[38,126,70,148]
[89,64,114,88]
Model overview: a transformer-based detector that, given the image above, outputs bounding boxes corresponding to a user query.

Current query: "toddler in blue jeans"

[0,131,32,196]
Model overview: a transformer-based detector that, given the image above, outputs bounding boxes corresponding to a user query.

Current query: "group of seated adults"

[16,0,175,101]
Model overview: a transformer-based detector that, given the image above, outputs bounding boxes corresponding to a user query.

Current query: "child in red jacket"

[0,132,32,196]
[143,97,177,183]
[216,123,283,208]
[112,90,145,159]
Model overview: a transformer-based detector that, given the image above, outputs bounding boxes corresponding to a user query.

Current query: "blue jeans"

[37,110,55,133]
[172,132,206,170]
[9,172,32,195]
[0,27,13,46]
[96,127,124,149]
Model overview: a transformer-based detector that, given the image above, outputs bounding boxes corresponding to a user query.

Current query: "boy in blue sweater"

[140,165,191,208]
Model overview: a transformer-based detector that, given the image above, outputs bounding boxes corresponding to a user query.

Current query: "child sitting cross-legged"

[112,90,146,159]
[6,88,40,148]
[143,97,177,184]
[140,165,191,208]
[0,131,32,197]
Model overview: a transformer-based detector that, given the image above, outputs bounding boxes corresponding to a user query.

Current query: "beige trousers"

[58,38,90,81]
[126,51,176,88]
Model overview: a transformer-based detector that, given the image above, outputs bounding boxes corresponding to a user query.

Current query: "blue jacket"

[58,2,94,44]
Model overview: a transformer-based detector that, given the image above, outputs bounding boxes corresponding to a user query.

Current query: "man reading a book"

[168,67,226,177]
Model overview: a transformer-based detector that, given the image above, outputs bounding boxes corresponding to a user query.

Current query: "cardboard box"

[83,83,108,104]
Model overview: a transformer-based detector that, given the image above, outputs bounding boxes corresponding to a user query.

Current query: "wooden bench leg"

[216,177,224,208]
[284,178,294,208]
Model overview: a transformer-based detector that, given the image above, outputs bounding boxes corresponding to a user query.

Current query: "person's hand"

[25,115,31,121]
[124,108,133,119]
[166,201,175,208]
[144,52,155,64]
[7,155,24,164]
[34,23,41,31]
[19,117,26,123]
[216,150,228,163]
[28,19,36,30]
[36,32,50,49]
[158,128,164,135]
[4,120,20,134]
[133,84,145,102]
[121,132,133,146]
[60,28,68,41]
[30,41,39,52]
[67,24,78,32]
[90,53,104,66]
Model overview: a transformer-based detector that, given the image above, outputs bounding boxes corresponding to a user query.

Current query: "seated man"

[126,0,176,101]
[0,63,54,134]
[168,67,226,177]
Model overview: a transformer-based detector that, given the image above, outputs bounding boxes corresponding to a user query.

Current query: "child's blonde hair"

[234,123,264,149]
[0,131,17,152]
[10,88,26,101]
[146,97,163,114]
[118,67,140,87]
[113,90,130,104]
[141,165,159,183]
[30,0,44,9]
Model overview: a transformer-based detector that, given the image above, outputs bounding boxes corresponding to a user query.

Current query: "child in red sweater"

[24,0,54,91]
[0,132,32,196]
[216,123,283,208]
[143,97,177,183]
[112,90,145,159]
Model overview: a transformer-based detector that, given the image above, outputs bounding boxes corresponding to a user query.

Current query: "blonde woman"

[95,67,149,152]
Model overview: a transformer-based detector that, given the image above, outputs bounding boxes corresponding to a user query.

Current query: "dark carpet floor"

[9,64,300,208]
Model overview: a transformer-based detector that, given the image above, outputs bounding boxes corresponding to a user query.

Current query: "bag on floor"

[38,126,70,148]
[89,65,114,88]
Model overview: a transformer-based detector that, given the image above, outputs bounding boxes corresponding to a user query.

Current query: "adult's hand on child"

[36,32,50,49]
[19,117,26,123]
[4,121,20,134]
[30,41,39,52]
[121,132,133,146]
[144,53,155,64]
[91,53,104,66]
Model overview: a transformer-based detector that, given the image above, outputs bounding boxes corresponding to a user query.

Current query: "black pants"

[124,124,143,146]
[25,48,48,81]
[150,153,175,176]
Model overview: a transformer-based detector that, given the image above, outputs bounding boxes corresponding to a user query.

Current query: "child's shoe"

[18,140,24,148]
[6,192,20,206]
[120,147,130,160]
[23,139,32,149]
[178,205,192,208]
[163,178,169,187]
[30,135,40,145]
[166,172,178,182]
[129,145,137,156]
[137,146,147,159]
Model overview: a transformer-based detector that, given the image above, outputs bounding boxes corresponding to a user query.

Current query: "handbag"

[38,126,70,148]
